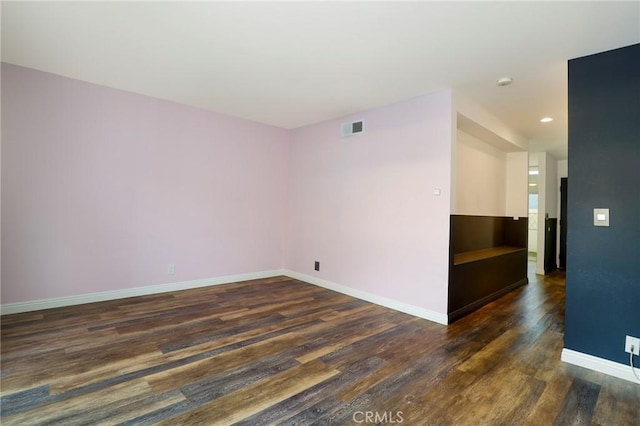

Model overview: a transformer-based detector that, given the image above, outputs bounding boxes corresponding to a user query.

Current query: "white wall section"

[454,130,506,216]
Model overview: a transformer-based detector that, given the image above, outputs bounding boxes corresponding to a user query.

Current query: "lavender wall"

[285,91,453,315]
[2,64,455,318]
[1,63,288,304]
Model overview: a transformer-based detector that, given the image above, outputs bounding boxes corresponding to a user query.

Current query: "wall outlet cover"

[625,335,640,355]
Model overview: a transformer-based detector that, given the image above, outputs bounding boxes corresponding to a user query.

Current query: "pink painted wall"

[1,63,288,303]
[2,64,454,315]
[285,91,453,314]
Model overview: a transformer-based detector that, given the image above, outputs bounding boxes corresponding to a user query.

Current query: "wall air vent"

[341,120,364,137]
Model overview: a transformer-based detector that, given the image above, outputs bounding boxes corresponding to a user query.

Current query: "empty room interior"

[1,2,639,425]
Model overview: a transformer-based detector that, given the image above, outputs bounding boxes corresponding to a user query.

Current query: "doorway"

[528,166,539,261]
[559,177,568,269]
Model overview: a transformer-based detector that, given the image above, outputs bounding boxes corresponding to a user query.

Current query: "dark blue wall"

[566,44,640,364]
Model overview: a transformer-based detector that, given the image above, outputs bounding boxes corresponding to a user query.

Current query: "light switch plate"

[593,208,610,227]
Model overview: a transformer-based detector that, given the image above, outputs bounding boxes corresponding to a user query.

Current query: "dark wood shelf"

[453,246,527,266]
[448,215,528,322]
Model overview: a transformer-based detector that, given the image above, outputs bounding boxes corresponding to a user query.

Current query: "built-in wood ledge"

[453,246,527,266]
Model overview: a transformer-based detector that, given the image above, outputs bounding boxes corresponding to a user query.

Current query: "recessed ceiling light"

[528,169,539,176]
[496,77,513,87]
[529,183,537,186]
[540,117,553,123]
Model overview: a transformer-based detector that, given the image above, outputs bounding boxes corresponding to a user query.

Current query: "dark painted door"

[559,178,568,269]
[544,218,557,274]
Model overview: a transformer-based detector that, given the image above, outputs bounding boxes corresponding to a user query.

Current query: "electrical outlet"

[314,261,320,271]
[625,335,640,355]
[168,264,175,275]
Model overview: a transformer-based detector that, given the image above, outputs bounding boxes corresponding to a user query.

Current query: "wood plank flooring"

[1,270,638,425]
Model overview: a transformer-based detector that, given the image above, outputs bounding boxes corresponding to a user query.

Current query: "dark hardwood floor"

[1,269,638,425]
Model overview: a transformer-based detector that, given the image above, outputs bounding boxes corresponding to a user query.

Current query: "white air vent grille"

[342,120,364,137]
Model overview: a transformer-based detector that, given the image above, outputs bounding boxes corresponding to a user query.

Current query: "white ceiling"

[2,2,639,159]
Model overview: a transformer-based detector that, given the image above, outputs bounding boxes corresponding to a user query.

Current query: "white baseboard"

[561,348,640,384]
[0,269,287,315]
[282,269,448,325]
[1,269,448,326]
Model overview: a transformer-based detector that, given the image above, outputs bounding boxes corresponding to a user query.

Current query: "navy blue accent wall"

[566,44,640,365]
